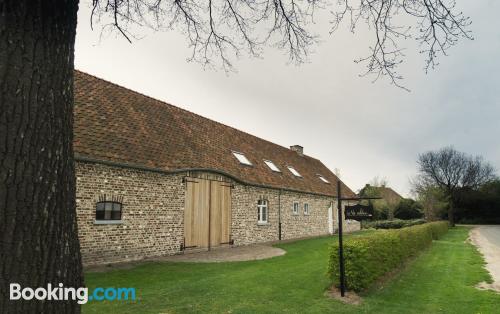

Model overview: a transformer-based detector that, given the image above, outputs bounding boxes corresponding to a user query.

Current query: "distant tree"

[413,185,448,221]
[0,1,473,312]
[334,168,342,179]
[413,147,496,227]
[455,179,500,223]
[394,199,423,220]
[369,176,389,188]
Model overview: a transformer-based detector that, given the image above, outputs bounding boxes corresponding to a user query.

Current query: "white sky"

[75,1,500,197]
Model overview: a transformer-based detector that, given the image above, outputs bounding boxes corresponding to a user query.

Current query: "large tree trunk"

[0,1,82,312]
[448,199,455,227]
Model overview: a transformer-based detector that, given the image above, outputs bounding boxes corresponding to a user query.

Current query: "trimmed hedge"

[328,221,449,291]
[361,218,426,230]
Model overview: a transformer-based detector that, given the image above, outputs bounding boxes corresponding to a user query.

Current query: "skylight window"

[264,160,281,172]
[287,166,302,177]
[318,175,330,183]
[232,151,252,166]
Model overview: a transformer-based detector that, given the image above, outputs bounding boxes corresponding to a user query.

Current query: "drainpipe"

[278,189,282,241]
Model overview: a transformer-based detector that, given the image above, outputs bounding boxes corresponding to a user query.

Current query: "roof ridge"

[74,69,317,161]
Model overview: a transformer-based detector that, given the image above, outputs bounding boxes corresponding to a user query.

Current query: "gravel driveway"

[470,225,500,292]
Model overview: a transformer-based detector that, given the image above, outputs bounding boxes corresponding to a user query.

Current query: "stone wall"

[231,185,281,244]
[231,185,336,244]
[211,180,361,245]
[279,190,334,241]
[76,162,360,266]
[76,162,186,266]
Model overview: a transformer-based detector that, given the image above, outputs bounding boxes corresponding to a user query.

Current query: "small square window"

[232,151,252,166]
[258,200,268,223]
[264,160,281,172]
[293,202,299,215]
[304,203,310,215]
[288,166,302,177]
[96,201,122,221]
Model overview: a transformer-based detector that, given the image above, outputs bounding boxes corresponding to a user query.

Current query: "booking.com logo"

[10,283,136,304]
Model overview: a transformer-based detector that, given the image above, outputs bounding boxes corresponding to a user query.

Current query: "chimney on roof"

[290,145,303,156]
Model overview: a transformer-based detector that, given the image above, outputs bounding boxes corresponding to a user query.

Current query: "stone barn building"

[73,71,359,266]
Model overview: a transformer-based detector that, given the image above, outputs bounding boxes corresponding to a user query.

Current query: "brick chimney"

[290,145,303,156]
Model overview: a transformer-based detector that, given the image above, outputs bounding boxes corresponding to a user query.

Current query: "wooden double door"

[184,177,231,249]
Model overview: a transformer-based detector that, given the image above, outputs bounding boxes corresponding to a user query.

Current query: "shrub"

[361,218,426,229]
[394,199,424,219]
[328,221,449,291]
[428,221,448,239]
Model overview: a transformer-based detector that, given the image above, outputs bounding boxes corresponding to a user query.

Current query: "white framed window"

[293,201,299,215]
[264,160,281,172]
[257,200,268,224]
[287,166,302,177]
[318,175,330,183]
[232,151,252,166]
[304,203,310,215]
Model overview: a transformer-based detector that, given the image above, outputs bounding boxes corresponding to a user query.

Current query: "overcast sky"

[74,1,500,197]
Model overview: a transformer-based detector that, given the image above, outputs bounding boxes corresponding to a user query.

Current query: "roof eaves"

[75,154,338,198]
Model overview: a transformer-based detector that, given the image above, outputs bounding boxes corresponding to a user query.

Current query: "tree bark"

[448,199,455,227]
[0,1,82,312]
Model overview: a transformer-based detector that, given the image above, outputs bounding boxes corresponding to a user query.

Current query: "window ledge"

[257,222,269,226]
[94,220,123,225]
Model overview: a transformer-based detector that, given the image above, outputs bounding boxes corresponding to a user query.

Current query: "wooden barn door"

[184,177,210,248]
[184,177,231,249]
[210,181,231,247]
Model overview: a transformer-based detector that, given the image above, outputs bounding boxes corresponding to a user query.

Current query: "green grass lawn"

[83,227,499,313]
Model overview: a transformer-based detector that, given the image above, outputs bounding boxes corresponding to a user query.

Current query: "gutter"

[74,155,338,198]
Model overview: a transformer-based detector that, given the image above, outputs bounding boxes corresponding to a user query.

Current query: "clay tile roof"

[73,70,355,197]
[378,187,404,204]
[359,185,403,205]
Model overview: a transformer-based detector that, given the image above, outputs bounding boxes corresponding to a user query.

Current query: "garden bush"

[328,221,449,291]
[427,220,449,240]
[361,218,426,229]
[394,199,424,219]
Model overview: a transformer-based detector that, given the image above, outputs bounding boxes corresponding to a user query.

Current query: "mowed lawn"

[83,227,500,313]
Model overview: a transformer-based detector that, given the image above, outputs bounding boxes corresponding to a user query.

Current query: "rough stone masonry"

[76,162,360,266]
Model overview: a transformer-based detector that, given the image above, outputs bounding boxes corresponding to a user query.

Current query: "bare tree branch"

[331,0,472,90]
[88,0,472,86]
[412,146,496,226]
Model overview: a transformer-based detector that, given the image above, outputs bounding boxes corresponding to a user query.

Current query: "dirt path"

[160,244,286,263]
[86,244,286,272]
[469,225,500,292]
